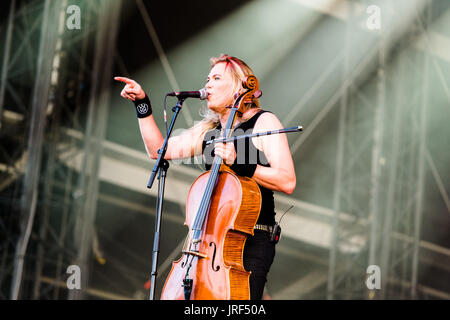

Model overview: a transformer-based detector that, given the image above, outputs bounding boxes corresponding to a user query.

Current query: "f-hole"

[181,254,188,268]
[209,242,220,272]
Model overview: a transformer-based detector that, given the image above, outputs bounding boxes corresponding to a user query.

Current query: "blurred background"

[0,0,449,300]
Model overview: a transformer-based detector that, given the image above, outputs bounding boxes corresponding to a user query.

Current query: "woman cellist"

[115,54,296,300]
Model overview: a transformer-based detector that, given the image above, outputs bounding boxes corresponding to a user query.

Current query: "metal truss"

[326,1,444,300]
[326,2,380,298]
[0,0,59,299]
[0,0,122,299]
[1,0,448,301]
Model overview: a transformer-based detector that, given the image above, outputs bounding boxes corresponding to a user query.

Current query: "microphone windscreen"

[199,88,208,100]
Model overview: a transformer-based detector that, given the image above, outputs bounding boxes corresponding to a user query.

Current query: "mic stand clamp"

[147,97,185,300]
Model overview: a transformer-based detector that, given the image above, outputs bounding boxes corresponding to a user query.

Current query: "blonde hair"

[190,54,261,156]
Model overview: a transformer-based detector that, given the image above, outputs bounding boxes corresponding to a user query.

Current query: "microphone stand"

[147,97,185,300]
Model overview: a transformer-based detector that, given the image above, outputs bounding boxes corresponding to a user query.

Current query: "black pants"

[243,230,276,300]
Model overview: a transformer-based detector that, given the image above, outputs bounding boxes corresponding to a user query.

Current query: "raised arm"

[115,76,199,160]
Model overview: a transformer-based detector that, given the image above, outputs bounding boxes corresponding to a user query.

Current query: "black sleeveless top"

[201,110,275,225]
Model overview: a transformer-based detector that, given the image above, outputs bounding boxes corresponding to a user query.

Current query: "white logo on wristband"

[137,103,149,114]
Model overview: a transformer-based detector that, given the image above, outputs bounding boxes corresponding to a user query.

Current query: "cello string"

[189,108,238,239]
[194,141,224,227]
[191,160,220,233]
[191,119,227,232]
[191,160,217,231]
[191,155,223,235]
[193,161,220,231]
[191,108,237,234]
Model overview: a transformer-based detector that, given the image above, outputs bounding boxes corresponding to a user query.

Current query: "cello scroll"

[233,75,261,114]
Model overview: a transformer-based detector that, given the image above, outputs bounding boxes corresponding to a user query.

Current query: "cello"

[160,75,262,300]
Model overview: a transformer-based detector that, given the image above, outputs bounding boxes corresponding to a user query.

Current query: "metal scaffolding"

[326,1,435,300]
[0,0,122,299]
[0,0,448,301]
[68,0,122,300]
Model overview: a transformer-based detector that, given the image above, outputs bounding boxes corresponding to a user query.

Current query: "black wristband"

[133,94,152,118]
[230,161,257,178]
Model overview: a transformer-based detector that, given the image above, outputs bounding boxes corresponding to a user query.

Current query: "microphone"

[167,88,208,100]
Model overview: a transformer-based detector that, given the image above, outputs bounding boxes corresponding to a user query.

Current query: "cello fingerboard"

[190,107,239,236]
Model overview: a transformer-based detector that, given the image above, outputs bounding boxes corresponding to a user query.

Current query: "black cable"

[279,205,294,224]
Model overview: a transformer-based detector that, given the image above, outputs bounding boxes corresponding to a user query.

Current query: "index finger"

[114,76,135,85]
